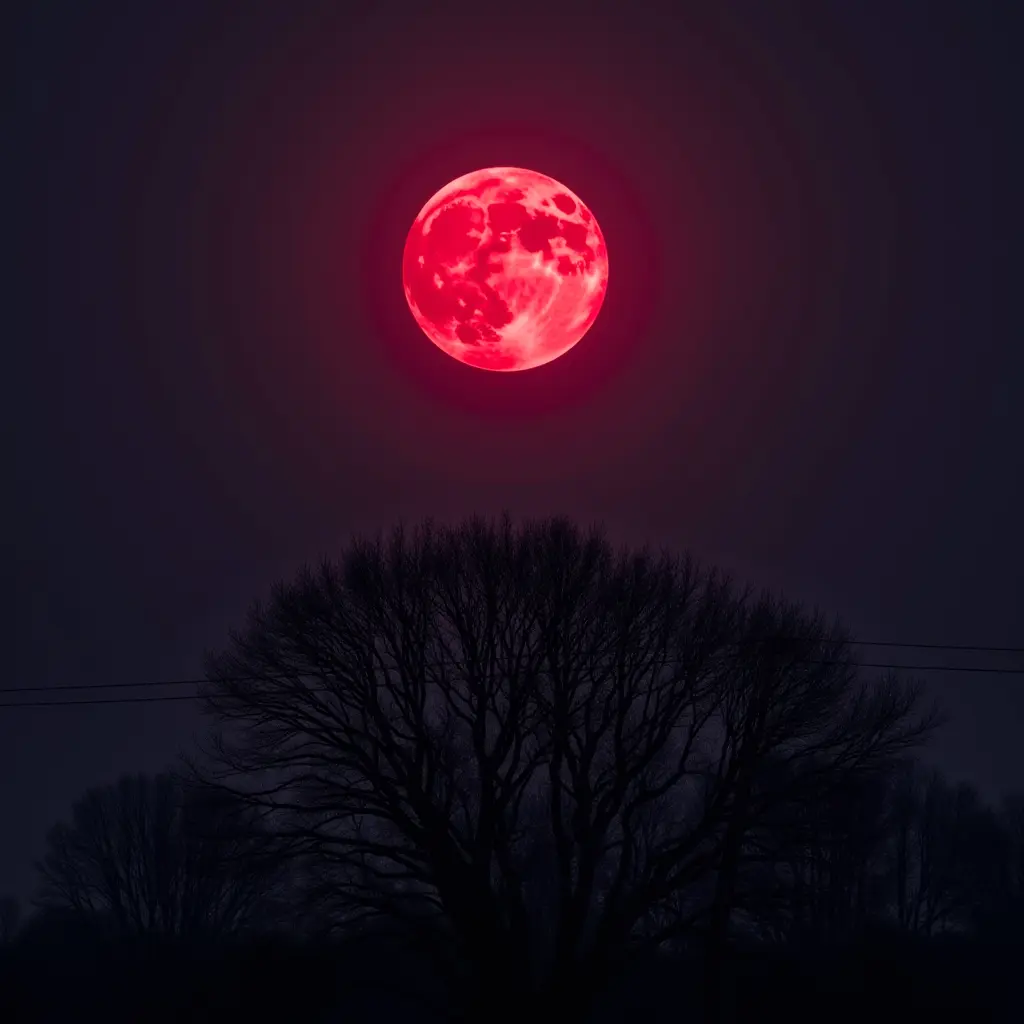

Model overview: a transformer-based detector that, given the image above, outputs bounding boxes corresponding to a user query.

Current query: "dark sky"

[5,1,1021,903]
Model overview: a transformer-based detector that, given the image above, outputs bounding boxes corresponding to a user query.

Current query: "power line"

[0,656,1021,709]
[844,640,1023,654]
[1,637,1021,699]
[0,658,1022,698]
[0,692,208,709]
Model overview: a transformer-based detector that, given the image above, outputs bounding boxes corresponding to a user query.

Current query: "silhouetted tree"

[743,762,1024,949]
[34,772,283,939]
[1002,793,1024,890]
[735,765,894,946]
[0,896,20,942]
[887,764,1014,937]
[984,792,1024,936]
[195,515,934,1024]
[697,597,938,1023]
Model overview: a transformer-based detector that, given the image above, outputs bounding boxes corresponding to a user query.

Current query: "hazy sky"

[5,1,1020,903]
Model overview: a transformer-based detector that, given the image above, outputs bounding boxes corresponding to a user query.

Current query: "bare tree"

[697,597,938,1023]
[195,515,934,1024]
[888,765,1012,937]
[34,773,282,938]
[735,765,894,946]
[0,896,20,942]
[987,793,1024,934]
[1002,793,1024,898]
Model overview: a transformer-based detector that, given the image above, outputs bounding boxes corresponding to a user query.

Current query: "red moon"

[402,167,609,372]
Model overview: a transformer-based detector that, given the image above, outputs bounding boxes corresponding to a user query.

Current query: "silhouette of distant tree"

[986,792,1024,936]
[0,896,19,942]
[738,758,1024,951]
[697,598,938,1024]
[734,766,895,947]
[194,515,937,1024]
[34,773,283,938]
[887,763,1015,936]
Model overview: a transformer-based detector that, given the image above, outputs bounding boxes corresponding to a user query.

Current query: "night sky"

[6,2,1020,904]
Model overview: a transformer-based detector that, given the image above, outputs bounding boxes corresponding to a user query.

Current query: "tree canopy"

[195,515,937,1022]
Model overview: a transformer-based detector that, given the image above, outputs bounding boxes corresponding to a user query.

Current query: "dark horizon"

[6,0,1021,930]
[3,515,1022,1023]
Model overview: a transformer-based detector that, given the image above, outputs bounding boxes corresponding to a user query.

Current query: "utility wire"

[842,640,1023,653]
[1,637,1021,698]
[1,692,209,708]
[0,659,1022,698]
[1,651,1021,709]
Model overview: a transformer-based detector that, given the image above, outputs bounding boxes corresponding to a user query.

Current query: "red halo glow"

[402,166,609,372]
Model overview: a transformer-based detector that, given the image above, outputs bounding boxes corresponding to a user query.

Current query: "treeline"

[1,516,1020,1022]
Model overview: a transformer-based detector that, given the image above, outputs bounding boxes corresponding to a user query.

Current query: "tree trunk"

[542,983,595,1024]
[703,829,742,1024]
[459,971,594,1024]
[704,714,762,1024]
[703,779,760,1024]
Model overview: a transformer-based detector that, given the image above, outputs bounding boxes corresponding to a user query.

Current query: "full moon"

[402,167,609,372]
